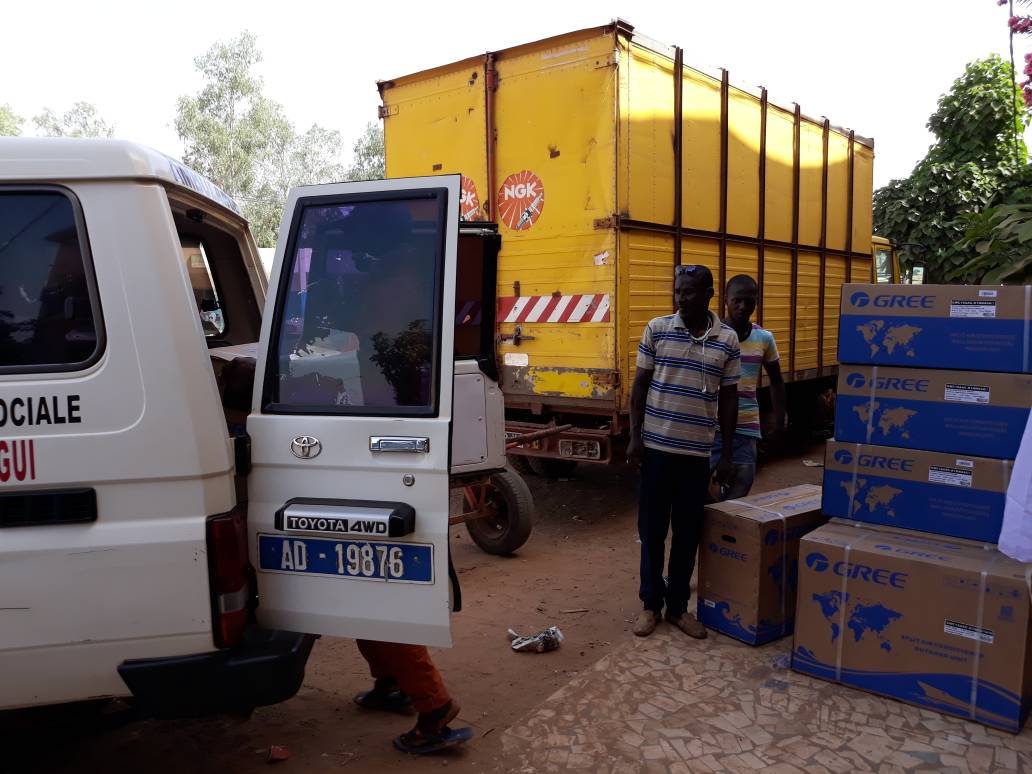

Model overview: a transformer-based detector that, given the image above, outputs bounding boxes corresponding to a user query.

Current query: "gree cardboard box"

[823,440,1012,543]
[838,283,1032,373]
[835,365,1032,459]
[792,521,1032,732]
[697,484,827,645]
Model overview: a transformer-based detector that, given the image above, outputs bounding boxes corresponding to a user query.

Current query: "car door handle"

[369,437,430,453]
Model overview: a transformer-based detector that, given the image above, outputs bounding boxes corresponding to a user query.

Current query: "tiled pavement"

[500,628,1032,773]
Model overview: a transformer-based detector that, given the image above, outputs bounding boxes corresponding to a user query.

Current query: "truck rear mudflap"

[117,627,316,719]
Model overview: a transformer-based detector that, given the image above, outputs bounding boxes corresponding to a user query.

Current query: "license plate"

[258,534,433,584]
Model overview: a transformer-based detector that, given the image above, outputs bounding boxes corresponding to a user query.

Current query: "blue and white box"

[823,440,1012,543]
[793,521,1032,732]
[838,284,1032,373]
[835,365,1031,459]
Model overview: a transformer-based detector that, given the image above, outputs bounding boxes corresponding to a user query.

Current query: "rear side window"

[0,189,102,372]
[180,237,226,337]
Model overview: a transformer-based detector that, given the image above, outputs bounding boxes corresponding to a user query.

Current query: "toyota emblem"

[290,435,322,459]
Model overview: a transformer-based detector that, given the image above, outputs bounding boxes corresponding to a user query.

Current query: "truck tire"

[527,457,578,478]
[465,468,535,555]
[506,453,534,475]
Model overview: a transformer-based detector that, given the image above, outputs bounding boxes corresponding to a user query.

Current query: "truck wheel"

[465,469,535,555]
[527,457,578,478]
[506,453,534,475]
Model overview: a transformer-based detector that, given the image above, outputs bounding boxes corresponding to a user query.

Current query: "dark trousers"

[638,447,710,617]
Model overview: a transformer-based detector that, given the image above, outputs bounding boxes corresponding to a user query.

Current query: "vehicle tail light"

[206,505,251,648]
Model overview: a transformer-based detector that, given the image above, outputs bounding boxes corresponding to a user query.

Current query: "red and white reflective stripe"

[497,294,611,323]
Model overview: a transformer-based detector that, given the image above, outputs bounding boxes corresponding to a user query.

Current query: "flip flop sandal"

[392,725,473,754]
[353,689,414,715]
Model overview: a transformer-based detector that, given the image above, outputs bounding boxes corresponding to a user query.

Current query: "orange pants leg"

[356,640,451,714]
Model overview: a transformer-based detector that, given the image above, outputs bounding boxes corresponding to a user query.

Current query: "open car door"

[248,176,459,647]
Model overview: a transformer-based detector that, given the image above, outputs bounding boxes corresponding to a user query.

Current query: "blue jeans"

[709,433,758,501]
[637,448,710,616]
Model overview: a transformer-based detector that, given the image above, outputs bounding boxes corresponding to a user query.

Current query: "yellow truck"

[379,20,884,471]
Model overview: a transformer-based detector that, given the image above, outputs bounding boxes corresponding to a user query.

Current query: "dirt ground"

[4,444,826,774]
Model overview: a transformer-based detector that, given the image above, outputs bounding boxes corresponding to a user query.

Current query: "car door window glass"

[268,196,444,415]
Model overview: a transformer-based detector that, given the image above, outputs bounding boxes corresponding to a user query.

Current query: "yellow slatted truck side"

[379,20,879,471]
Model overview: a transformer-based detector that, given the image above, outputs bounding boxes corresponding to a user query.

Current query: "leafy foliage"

[345,122,385,181]
[0,104,22,136]
[953,164,1032,283]
[33,102,114,138]
[873,55,1030,283]
[175,32,348,247]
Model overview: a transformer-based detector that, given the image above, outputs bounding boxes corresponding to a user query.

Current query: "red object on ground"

[267,745,290,763]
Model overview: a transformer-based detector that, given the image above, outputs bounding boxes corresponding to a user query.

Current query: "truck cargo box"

[380,21,876,420]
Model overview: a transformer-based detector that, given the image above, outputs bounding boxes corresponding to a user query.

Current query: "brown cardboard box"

[834,365,1032,459]
[697,484,827,644]
[793,520,1032,732]
[838,283,1032,374]
[823,440,1012,543]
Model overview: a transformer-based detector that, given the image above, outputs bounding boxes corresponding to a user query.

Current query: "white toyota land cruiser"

[0,138,521,717]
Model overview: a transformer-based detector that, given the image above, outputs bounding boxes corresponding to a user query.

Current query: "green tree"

[0,104,22,136]
[345,122,385,181]
[176,32,345,247]
[873,55,1029,283]
[952,164,1032,283]
[947,1,1032,285]
[34,102,114,138]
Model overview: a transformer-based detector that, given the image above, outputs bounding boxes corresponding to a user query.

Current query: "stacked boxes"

[697,485,826,645]
[793,283,1032,730]
[825,284,1029,542]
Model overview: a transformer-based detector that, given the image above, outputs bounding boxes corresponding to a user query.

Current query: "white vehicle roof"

[0,137,242,218]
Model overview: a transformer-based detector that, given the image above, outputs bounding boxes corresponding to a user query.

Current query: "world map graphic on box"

[856,320,922,359]
[840,478,903,518]
[851,402,918,441]
[812,590,902,652]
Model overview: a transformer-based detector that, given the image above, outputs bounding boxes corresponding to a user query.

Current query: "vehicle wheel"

[527,456,578,478]
[506,453,534,475]
[464,468,535,555]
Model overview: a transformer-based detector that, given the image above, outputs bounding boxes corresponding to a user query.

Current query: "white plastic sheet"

[998,411,1032,561]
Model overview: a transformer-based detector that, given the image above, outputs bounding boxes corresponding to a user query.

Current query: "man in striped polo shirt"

[710,274,786,500]
[626,264,740,638]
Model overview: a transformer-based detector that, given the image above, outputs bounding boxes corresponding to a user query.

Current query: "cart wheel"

[506,453,534,475]
[464,468,535,555]
[527,456,578,478]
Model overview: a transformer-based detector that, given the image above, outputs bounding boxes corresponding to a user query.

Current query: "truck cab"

[0,138,508,716]
[871,235,899,284]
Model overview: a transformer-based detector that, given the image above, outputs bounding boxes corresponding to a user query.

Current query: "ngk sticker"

[498,171,545,231]
[460,175,484,221]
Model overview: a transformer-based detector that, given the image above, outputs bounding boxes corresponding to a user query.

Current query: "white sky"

[4,0,1029,189]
